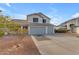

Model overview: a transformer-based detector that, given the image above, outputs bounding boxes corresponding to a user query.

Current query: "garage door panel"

[30,26,45,35]
[47,26,54,35]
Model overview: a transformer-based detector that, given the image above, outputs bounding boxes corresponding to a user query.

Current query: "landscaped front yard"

[0,35,40,55]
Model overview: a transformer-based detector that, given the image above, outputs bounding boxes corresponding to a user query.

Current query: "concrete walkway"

[31,33,79,55]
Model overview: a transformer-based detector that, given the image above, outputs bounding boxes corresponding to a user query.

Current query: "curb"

[31,35,43,55]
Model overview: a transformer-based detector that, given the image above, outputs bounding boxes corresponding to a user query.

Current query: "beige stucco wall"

[75,27,79,34]
[66,19,79,29]
[57,18,79,33]
[66,20,77,30]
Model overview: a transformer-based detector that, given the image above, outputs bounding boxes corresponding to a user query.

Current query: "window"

[70,24,75,27]
[33,18,38,22]
[43,19,46,23]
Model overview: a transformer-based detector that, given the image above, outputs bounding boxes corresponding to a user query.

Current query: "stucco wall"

[75,27,79,34]
[27,14,50,23]
[66,20,76,30]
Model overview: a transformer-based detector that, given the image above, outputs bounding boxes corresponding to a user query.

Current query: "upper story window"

[43,19,46,23]
[33,18,38,22]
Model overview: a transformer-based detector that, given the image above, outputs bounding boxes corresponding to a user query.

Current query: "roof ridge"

[57,17,79,26]
[27,12,51,20]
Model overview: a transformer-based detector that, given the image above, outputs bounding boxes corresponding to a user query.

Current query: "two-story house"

[27,12,55,35]
[57,17,79,34]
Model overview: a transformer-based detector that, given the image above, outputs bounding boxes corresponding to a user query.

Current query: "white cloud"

[6,3,11,7]
[0,7,6,11]
[50,17,58,25]
[0,7,7,15]
[50,16,64,25]
[0,6,26,20]
[71,13,79,18]
[12,14,26,19]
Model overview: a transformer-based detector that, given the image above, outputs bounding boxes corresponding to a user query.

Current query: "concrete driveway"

[32,33,79,55]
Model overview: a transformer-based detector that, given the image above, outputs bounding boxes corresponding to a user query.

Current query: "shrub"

[0,24,5,28]
[7,24,20,32]
[0,30,4,37]
[55,28,68,33]
[18,28,28,34]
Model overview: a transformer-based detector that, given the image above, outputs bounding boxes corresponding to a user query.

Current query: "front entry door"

[70,24,75,33]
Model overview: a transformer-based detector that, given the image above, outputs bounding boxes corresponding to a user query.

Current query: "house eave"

[28,23,54,26]
[27,12,51,20]
[58,17,79,27]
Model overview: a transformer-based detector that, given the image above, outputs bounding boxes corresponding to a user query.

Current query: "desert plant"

[55,28,68,33]
[0,30,4,37]
[18,28,28,34]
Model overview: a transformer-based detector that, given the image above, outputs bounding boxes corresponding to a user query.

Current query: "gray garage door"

[30,26,46,35]
[47,26,54,35]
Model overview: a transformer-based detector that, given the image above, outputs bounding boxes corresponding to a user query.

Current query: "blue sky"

[0,3,79,25]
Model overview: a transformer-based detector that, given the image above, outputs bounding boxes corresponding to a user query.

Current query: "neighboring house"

[12,19,28,29]
[57,17,79,34]
[27,12,55,35]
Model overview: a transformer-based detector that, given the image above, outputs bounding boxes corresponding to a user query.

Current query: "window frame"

[43,19,46,23]
[33,18,38,23]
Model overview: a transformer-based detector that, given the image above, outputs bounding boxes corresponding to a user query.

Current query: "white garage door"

[30,26,46,35]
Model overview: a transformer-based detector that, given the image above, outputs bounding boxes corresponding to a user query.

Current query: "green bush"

[55,28,68,33]
[18,28,28,34]
[0,24,5,28]
[0,30,4,37]
[7,24,20,31]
